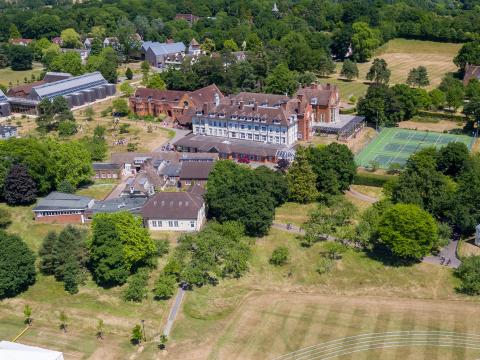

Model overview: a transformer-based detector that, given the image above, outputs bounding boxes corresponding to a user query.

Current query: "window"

[168,220,173,227]
[247,133,252,139]
[190,221,195,228]
[174,220,179,227]
[185,180,191,185]
[240,133,245,139]
[151,220,157,227]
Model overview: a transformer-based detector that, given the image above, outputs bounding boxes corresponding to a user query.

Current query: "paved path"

[346,188,379,204]
[163,288,185,337]
[153,128,191,152]
[104,176,132,200]
[272,222,305,235]
[423,240,461,269]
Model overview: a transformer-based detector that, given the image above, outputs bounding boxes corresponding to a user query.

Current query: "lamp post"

[141,319,146,342]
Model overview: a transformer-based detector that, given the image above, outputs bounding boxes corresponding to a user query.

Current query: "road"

[346,188,379,204]
[423,239,461,269]
[163,287,186,337]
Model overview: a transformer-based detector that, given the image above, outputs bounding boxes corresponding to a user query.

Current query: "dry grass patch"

[274,202,318,227]
[0,63,44,88]
[399,119,464,132]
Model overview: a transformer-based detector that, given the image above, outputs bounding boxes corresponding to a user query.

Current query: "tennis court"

[355,128,474,169]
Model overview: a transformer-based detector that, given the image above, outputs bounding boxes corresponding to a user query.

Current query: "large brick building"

[129,84,223,125]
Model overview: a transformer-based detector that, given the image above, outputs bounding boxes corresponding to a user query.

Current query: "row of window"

[195,127,287,144]
[37,211,82,216]
[150,220,196,228]
[194,119,288,133]
[94,173,118,179]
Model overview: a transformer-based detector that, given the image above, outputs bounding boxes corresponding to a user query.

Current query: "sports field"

[355,128,474,169]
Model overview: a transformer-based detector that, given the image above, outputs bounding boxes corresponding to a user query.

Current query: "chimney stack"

[239,101,244,110]
[202,102,208,114]
[253,101,258,111]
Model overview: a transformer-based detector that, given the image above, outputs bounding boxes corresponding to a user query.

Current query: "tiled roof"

[92,163,120,171]
[188,84,223,106]
[133,88,187,103]
[110,151,218,165]
[296,83,338,109]
[7,80,47,98]
[179,162,214,180]
[140,192,204,220]
[0,90,8,102]
[33,192,93,211]
[0,125,17,136]
[91,197,147,214]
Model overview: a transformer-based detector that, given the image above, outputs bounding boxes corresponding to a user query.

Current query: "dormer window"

[218,113,225,118]
[261,102,268,107]
[196,111,203,116]
[231,115,238,120]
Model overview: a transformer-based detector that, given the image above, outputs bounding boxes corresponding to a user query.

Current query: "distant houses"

[0,125,17,139]
[144,41,187,68]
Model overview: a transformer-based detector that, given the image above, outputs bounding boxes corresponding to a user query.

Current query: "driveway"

[163,287,186,337]
[153,128,191,152]
[423,240,461,269]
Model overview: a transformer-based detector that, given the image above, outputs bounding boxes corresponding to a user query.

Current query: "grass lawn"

[320,39,461,100]
[168,228,476,359]
[76,180,118,200]
[0,63,44,88]
[274,202,318,227]
[350,184,384,199]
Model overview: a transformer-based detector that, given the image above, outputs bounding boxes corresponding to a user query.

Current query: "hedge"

[416,110,466,122]
[353,172,394,187]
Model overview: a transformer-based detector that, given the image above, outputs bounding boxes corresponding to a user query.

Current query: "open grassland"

[0,63,44,88]
[75,180,118,200]
[0,203,170,359]
[320,39,461,100]
[168,228,476,359]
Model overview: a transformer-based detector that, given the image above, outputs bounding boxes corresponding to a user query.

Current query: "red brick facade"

[34,213,85,224]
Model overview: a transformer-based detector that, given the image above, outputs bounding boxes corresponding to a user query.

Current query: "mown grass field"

[319,39,462,100]
[0,63,44,88]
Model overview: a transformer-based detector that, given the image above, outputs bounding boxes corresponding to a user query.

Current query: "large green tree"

[351,22,381,62]
[376,204,438,261]
[0,231,36,299]
[366,58,391,84]
[287,148,318,203]
[3,163,37,205]
[265,63,298,96]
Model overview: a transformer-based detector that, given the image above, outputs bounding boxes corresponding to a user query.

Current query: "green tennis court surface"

[355,128,474,169]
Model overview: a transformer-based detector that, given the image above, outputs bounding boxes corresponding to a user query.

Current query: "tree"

[39,232,57,274]
[306,143,357,195]
[376,204,438,261]
[200,38,215,55]
[287,148,318,203]
[9,46,33,71]
[270,246,289,266]
[351,22,381,62]
[9,24,21,39]
[223,39,239,52]
[86,47,118,83]
[466,79,480,99]
[0,208,12,228]
[406,66,430,88]
[436,142,470,178]
[455,256,480,295]
[428,89,446,110]
[61,28,81,48]
[159,334,168,350]
[58,120,77,137]
[265,63,298,96]
[439,74,464,111]
[49,141,93,189]
[153,274,177,300]
[112,99,129,116]
[0,231,36,299]
[41,44,61,67]
[119,82,134,97]
[454,41,480,71]
[122,269,149,302]
[340,59,359,80]
[140,60,150,83]
[49,51,84,76]
[357,84,402,126]
[59,311,68,333]
[125,67,133,80]
[146,73,166,90]
[4,164,37,205]
[23,304,32,326]
[131,325,143,344]
[366,58,391,84]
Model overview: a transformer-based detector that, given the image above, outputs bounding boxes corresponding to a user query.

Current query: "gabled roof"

[93,162,120,171]
[179,162,214,180]
[296,83,339,111]
[148,42,186,56]
[31,72,108,100]
[188,84,223,106]
[0,90,8,102]
[33,192,93,211]
[140,192,204,220]
[141,41,155,52]
[0,341,64,360]
[91,197,147,214]
[134,87,188,103]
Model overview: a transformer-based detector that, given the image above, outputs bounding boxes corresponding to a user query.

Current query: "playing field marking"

[273,331,480,360]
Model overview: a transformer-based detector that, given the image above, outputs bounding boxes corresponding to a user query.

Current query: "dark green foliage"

[366,58,390,84]
[206,161,286,237]
[436,142,470,179]
[39,232,57,275]
[9,45,33,70]
[270,246,289,266]
[287,147,318,203]
[58,120,77,137]
[153,274,177,300]
[306,143,356,195]
[353,172,392,187]
[439,74,464,111]
[0,231,36,299]
[3,163,37,205]
[454,41,480,71]
[174,222,250,288]
[357,84,402,126]
[376,204,438,260]
[340,59,359,80]
[455,256,480,295]
[154,238,170,257]
[125,67,133,80]
[265,63,298,96]
[122,269,149,302]
[57,179,75,194]
[36,96,74,133]
[0,208,12,228]
[407,66,430,88]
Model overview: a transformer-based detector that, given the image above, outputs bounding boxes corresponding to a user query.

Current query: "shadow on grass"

[365,245,420,267]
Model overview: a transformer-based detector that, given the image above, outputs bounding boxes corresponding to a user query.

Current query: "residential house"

[175,13,200,25]
[92,163,121,180]
[0,90,11,117]
[9,38,33,46]
[232,51,247,62]
[140,192,206,231]
[121,173,155,197]
[103,37,119,48]
[129,84,223,126]
[0,341,64,360]
[0,125,17,139]
[144,41,186,68]
[88,197,147,217]
[188,38,202,56]
[179,161,214,187]
[33,192,94,224]
[84,37,93,50]
[158,162,182,188]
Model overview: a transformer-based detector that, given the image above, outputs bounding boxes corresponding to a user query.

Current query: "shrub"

[57,179,75,193]
[455,256,480,295]
[0,209,12,228]
[153,274,177,300]
[122,269,149,302]
[119,123,130,134]
[58,120,77,137]
[321,242,347,260]
[154,238,170,257]
[353,172,392,187]
[269,246,289,266]
[316,257,334,275]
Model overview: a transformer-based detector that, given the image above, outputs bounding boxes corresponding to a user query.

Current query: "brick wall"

[35,214,84,224]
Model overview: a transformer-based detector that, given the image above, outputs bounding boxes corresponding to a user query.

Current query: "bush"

[269,246,289,266]
[122,269,149,302]
[153,274,177,300]
[0,209,12,228]
[154,238,170,257]
[321,242,347,260]
[316,257,334,275]
[353,172,392,187]
[455,256,480,295]
[58,120,77,137]
[57,179,75,193]
[119,123,130,134]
